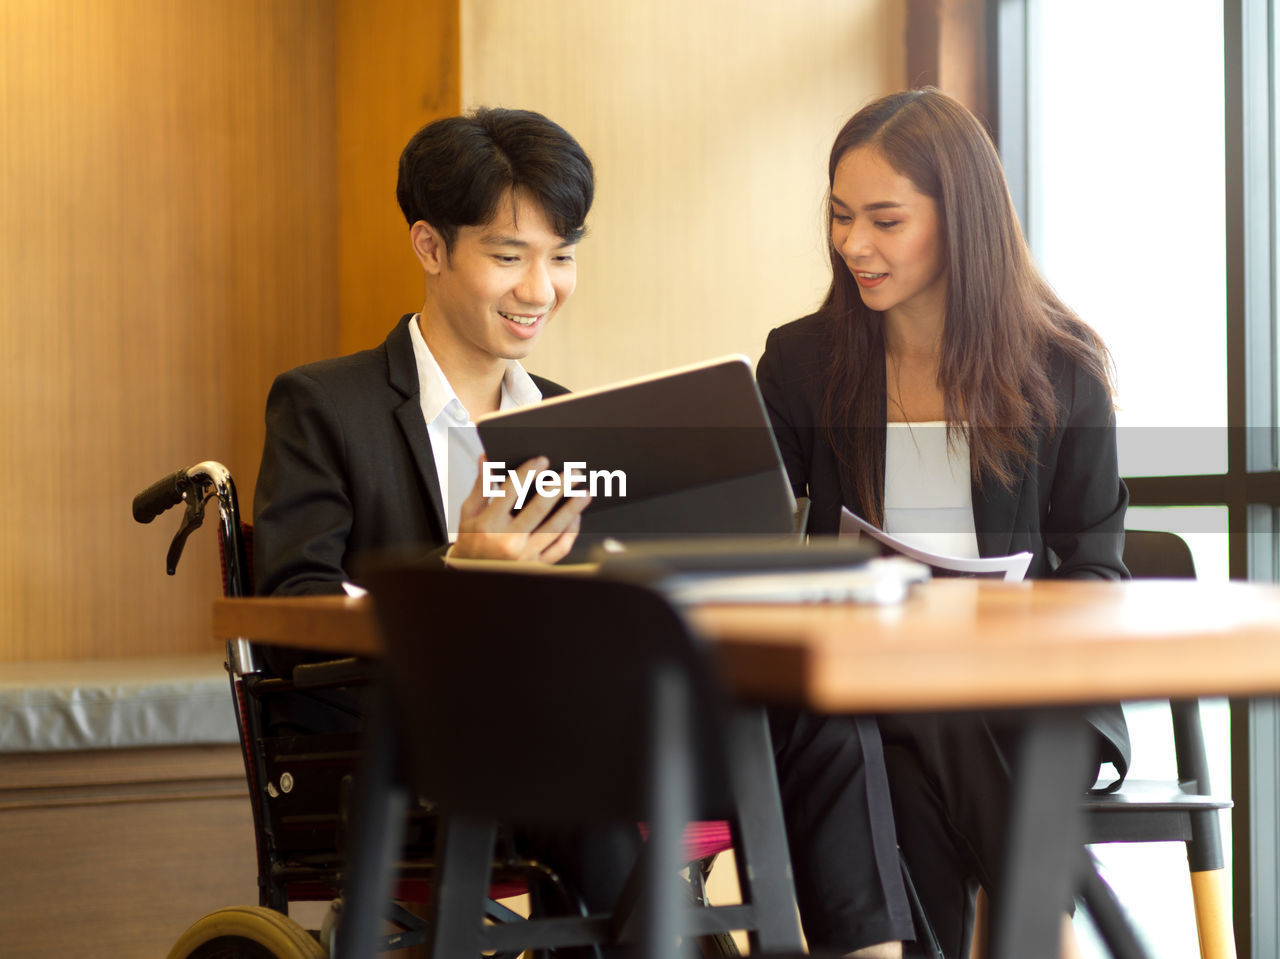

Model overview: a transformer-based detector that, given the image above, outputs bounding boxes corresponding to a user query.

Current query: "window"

[997,0,1280,954]
[1029,3,1228,484]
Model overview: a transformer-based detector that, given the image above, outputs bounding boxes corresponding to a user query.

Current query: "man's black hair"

[396,107,594,250]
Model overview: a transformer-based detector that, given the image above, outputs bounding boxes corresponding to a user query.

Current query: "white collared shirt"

[408,315,543,540]
[884,421,980,559]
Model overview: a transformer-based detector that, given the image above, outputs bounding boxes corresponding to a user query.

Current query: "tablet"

[475,356,798,556]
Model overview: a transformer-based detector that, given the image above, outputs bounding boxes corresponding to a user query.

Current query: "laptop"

[595,537,927,606]
[475,356,798,559]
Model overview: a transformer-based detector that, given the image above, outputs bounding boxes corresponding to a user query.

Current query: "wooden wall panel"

[906,0,993,126]
[336,0,462,354]
[1,1,340,661]
[0,746,256,956]
[460,0,906,392]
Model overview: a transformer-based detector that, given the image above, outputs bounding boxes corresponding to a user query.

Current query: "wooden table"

[215,578,1280,710]
[215,578,1280,958]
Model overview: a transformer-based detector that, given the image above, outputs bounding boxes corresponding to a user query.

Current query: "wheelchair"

[135,461,740,958]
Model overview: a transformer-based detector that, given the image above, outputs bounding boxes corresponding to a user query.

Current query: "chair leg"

[646,665,696,959]
[333,702,408,959]
[427,809,499,957]
[1183,796,1235,959]
[990,710,1093,959]
[725,707,805,954]
[1189,868,1237,959]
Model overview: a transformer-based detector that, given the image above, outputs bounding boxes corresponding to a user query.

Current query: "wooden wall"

[336,0,460,354]
[0,0,459,662]
[906,0,993,126]
[0,745,256,956]
[1,1,974,664]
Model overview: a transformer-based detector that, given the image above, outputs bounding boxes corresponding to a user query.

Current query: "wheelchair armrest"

[290,657,376,689]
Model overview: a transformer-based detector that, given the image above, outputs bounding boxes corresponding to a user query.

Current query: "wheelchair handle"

[133,462,245,587]
[132,469,190,523]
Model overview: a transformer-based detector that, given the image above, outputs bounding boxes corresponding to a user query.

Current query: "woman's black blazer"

[757,312,1131,779]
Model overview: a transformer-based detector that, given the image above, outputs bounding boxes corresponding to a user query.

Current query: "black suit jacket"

[253,313,569,598]
[757,312,1131,779]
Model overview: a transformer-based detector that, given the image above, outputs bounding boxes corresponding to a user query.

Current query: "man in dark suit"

[251,107,640,932]
[254,107,595,599]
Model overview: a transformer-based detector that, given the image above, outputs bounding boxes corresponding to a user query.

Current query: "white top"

[408,316,543,540]
[884,421,980,559]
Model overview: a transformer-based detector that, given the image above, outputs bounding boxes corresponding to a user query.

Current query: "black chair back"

[1121,528,1196,580]
[365,564,735,827]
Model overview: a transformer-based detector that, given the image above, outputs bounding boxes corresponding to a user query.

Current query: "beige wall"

[461,0,906,391]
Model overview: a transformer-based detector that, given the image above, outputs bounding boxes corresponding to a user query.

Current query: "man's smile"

[498,311,543,327]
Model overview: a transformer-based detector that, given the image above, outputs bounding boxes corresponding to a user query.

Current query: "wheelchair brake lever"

[165,487,208,575]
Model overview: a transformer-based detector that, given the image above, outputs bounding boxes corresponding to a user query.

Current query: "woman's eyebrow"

[831,195,907,213]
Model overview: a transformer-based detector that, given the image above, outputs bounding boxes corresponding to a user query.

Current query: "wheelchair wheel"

[166,905,327,959]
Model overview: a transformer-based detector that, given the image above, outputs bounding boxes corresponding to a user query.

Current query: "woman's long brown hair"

[820,88,1113,527]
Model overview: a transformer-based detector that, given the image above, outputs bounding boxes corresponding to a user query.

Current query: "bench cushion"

[0,652,238,752]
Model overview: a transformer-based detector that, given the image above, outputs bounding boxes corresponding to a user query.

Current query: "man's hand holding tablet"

[447,455,592,563]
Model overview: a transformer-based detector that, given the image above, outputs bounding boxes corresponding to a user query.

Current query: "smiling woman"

[756,87,1129,959]
[782,88,1119,533]
[829,147,949,364]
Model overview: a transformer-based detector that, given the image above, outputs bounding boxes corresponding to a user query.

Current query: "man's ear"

[410,221,447,274]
